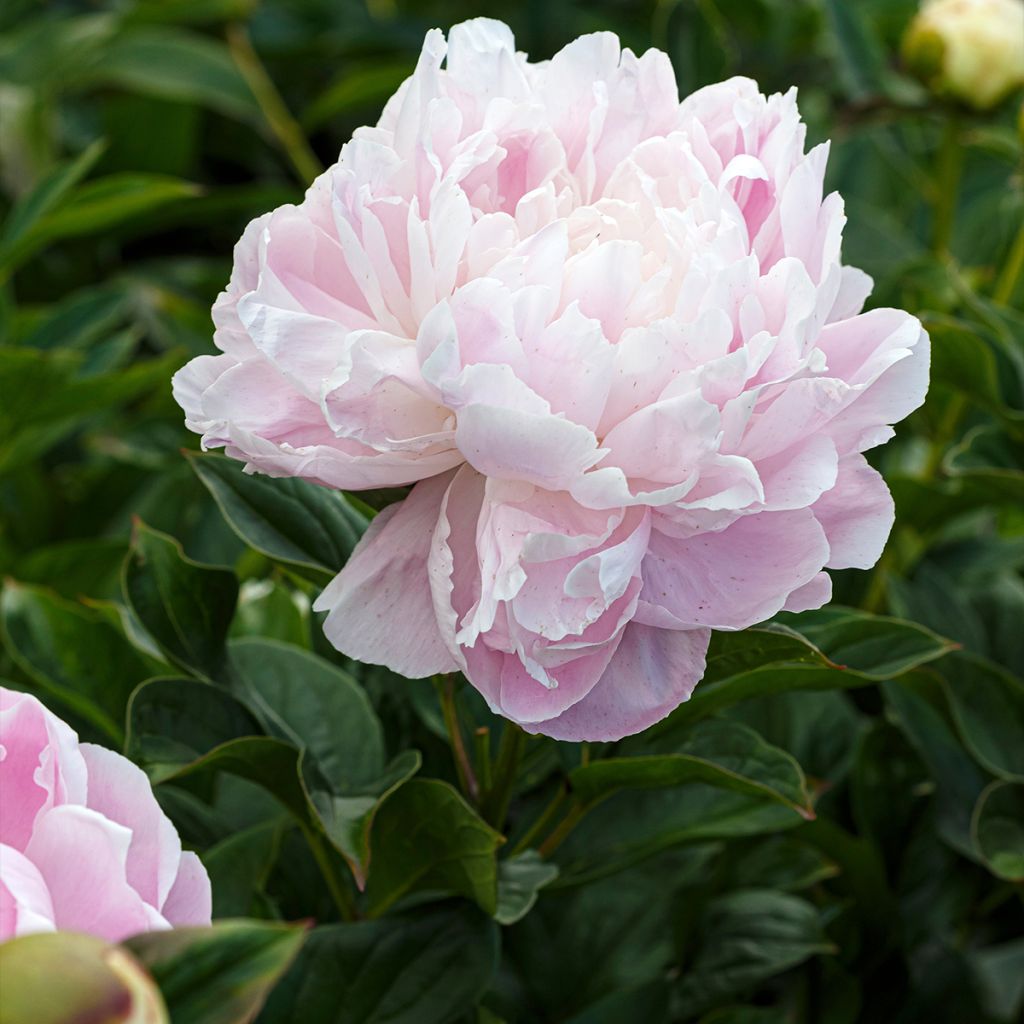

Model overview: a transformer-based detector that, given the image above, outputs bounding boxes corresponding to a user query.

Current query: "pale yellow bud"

[903,0,1024,110]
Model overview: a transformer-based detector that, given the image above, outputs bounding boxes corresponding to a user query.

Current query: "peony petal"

[0,843,56,939]
[80,744,182,910]
[530,625,711,741]
[25,806,164,942]
[0,691,87,851]
[641,509,830,630]
[315,472,460,677]
[160,851,212,927]
[812,454,895,570]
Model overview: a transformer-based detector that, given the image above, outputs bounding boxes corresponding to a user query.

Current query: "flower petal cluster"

[174,20,929,740]
[0,688,211,941]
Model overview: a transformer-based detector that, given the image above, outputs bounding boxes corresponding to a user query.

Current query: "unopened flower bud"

[903,0,1024,110]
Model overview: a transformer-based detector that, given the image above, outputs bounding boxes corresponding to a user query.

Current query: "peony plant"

[0,687,211,942]
[174,19,929,741]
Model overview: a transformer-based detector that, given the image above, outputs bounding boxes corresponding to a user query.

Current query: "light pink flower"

[0,688,211,942]
[174,21,928,740]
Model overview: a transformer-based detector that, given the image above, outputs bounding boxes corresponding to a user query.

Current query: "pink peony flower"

[0,688,211,941]
[174,20,929,740]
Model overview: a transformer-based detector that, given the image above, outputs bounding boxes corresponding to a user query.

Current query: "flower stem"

[931,116,962,256]
[510,782,568,855]
[537,802,586,858]
[994,217,1024,305]
[483,722,527,828]
[227,23,323,187]
[434,675,479,803]
[473,726,492,795]
[299,823,356,921]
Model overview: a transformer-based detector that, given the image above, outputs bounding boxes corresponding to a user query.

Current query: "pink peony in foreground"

[0,688,211,941]
[174,20,929,740]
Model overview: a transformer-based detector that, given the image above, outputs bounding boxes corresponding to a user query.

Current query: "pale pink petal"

[641,509,830,630]
[0,844,56,939]
[80,744,182,911]
[782,571,832,613]
[530,625,710,741]
[812,454,895,569]
[25,806,165,942]
[0,691,87,851]
[160,852,212,927]
[315,471,460,677]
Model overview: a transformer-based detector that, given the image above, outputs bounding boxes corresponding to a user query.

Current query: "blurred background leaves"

[0,1,1022,1022]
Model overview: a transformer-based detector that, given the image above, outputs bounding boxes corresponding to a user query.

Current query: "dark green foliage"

[0,1,1021,1022]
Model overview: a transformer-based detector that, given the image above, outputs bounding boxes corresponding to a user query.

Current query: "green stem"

[994,216,1024,305]
[537,802,586,859]
[300,823,356,921]
[483,722,527,828]
[434,676,478,802]
[931,116,962,256]
[227,23,323,186]
[473,727,492,796]
[510,783,568,856]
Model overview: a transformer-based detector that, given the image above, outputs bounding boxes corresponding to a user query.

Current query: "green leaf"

[85,28,261,123]
[971,781,1024,881]
[508,849,703,1016]
[656,610,953,731]
[258,904,499,1024]
[1,580,164,743]
[821,0,897,101]
[0,138,105,256]
[941,652,1024,782]
[226,638,420,884]
[556,787,800,886]
[562,983,671,1024]
[728,837,839,893]
[125,921,306,1024]
[123,521,238,679]
[126,676,264,781]
[309,750,421,890]
[495,851,559,925]
[573,719,814,818]
[204,821,285,918]
[228,638,384,790]
[366,779,504,916]
[675,889,835,1014]
[0,348,180,473]
[230,579,309,646]
[188,451,367,583]
[304,62,412,128]
[1,173,199,274]
[0,931,168,1024]
[884,675,988,858]
[969,938,1024,1023]
[777,607,956,679]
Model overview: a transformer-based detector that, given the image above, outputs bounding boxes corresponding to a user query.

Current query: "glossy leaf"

[188,451,367,583]
[941,652,1024,782]
[366,779,504,915]
[90,28,262,123]
[675,889,835,1014]
[657,610,954,731]
[126,921,306,1024]
[257,904,499,1024]
[1,579,163,742]
[123,521,238,679]
[573,718,814,817]
[972,781,1024,882]
[495,851,559,925]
